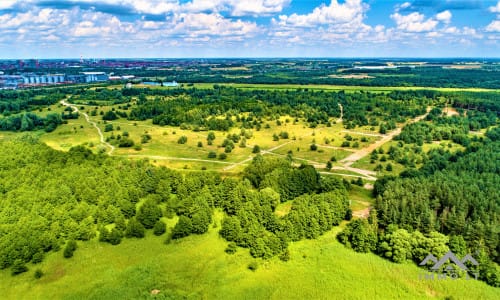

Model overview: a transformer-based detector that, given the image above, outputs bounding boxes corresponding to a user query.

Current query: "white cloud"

[0,0,20,10]
[172,13,259,37]
[486,20,500,32]
[391,12,438,32]
[230,0,291,16]
[436,10,451,24]
[278,0,368,27]
[489,1,500,13]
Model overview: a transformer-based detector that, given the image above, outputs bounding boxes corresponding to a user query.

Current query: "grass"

[1,218,498,300]
[191,83,500,93]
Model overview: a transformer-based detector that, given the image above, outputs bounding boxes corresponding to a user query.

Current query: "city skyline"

[0,0,499,58]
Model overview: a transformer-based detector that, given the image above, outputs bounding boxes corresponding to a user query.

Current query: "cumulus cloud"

[172,13,259,37]
[489,1,500,13]
[277,0,368,27]
[435,10,451,23]
[391,12,438,32]
[486,20,500,32]
[230,0,291,16]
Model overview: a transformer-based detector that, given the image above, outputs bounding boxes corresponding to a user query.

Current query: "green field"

[191,83,500,93]
[1,218,498,300]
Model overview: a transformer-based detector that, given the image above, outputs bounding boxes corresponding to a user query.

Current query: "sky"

[0,0,499,58]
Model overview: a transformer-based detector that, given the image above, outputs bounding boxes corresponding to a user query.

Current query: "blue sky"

[0,0,498,58]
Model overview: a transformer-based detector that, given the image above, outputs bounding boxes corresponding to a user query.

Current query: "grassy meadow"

[1,214,498,300]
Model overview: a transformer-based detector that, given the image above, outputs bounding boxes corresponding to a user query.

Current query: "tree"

[153,220,166,236]
[136,200,162,229]
[63,240,77,258]
[104,124,113,132]
[125,218,146,238]
[34,269,44,279]
[252,145,261,153]
[108,228,123,245]
[172,216,193,239]
[11,259,28,276]
[326,161,332,171]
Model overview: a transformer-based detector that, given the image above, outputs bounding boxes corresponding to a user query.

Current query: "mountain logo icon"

[419,251,479,271]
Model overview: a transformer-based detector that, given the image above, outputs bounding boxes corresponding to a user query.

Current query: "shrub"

[225,242,238,254]
[63,240,77,258]
[153,220,167,236]
[34,269,44,279]
[248,261,259,271]
[11,259,28,276]
[104,124,113,132]
[177,136,188,144]
[208,151,217,158]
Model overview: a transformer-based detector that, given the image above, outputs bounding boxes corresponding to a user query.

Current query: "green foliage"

[248,261,259,271]
[34,269,44,279]
[10,259,28,276]
[104,124,114,132]
[338,219,377,253]
[177,135,188,144]
[153,220,166,236]
[137,200,162,229]
[63,240,78,258]
[172,216,193,239]
[225,242,237,254]
[125,218,146,238]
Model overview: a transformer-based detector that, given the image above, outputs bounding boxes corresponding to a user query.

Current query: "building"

[81,72,109,82]
[0,75,24,89]
[22,74,66,85]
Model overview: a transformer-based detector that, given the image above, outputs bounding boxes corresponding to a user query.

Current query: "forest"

[0,135,349,274]
[339,125,500,287]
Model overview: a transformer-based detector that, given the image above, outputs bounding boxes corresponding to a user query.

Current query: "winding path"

[61,99,115,155]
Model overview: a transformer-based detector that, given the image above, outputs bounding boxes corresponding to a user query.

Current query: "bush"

[34,269,44,279]
[126,218,146,238]
[172,216,193,239]
[177,136,188,144]
[104,124,113,132]
[153,220,167,236]
[208,151,217,158]
[310,143,318,151]
[219,153,227,160]
[118,138,135,147]
[63,240,77,258]
[11,259,28,276]
[252,145,261,153]
[248,261,259,271]
[225,242,238,254]
[32,252,44,264]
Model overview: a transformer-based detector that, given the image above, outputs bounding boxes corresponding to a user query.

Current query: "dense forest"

[0,135,349,274]
[339,126,500,287]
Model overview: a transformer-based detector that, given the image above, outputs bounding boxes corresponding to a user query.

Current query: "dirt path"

[351,200,372,219]
[340,109,430,167]
[61,99,115,155]
[125,155,233,165]
[341,130,385,137]
[337,103,343,123]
